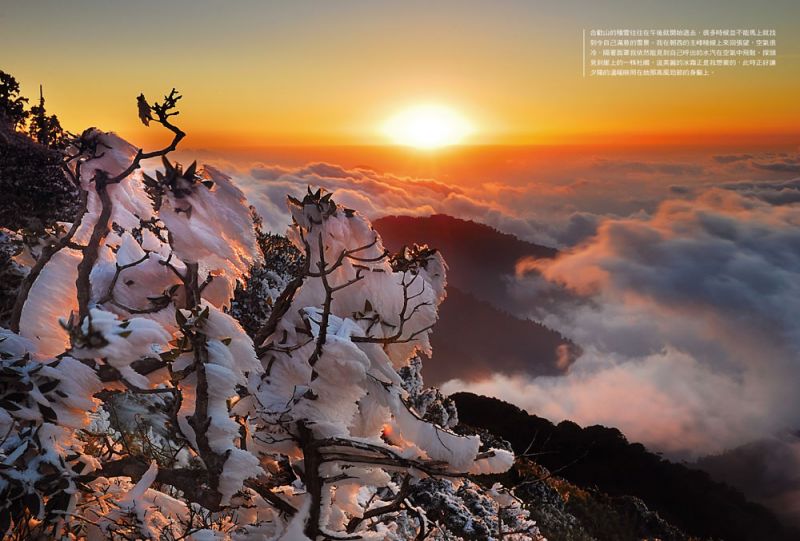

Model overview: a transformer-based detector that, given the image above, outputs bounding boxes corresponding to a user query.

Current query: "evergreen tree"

[28,85,64,148]
[0,71,28,130]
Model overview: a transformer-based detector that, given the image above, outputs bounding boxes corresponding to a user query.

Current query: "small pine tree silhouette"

[28,85,64,148]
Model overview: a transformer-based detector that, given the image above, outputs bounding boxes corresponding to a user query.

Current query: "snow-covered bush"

[0,90,542,540]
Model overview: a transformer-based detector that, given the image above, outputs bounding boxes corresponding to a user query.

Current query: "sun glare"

[383,104,473,149]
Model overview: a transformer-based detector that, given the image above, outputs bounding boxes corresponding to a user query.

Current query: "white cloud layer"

[449,186,800,457]
[200,149,800,458]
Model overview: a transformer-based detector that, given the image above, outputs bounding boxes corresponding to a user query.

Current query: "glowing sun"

[383,104,473,149]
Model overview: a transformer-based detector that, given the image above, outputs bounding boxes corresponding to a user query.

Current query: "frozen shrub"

[0,90,540,540]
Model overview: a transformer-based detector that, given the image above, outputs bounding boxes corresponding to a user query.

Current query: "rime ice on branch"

[0,91,541,540]
[242,188,523,538]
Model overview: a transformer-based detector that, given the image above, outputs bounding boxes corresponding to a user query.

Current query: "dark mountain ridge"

[425,286,577,385]
[375,214,579,384]
[453,392,799,541]
[374,213,556,310]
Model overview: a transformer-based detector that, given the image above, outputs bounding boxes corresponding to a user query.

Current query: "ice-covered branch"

[0,95,539,539]
[11,90,186,331]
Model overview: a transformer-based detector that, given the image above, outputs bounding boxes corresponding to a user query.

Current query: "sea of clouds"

[201,150,800,481]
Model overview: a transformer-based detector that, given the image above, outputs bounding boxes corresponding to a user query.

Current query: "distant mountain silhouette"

[453,392,799,541]
[374,214,556,310]
[424,286,577,385]
[374,214,577,383]
[693,435,800,529]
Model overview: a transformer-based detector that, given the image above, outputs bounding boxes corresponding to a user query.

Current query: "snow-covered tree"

[0,90,543,540]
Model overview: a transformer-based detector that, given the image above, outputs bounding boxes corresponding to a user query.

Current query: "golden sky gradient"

[3,0,799,148]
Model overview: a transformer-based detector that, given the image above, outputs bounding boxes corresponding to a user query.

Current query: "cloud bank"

[213,149,800,251]
[447,185,800,457]
[204,148,800,458]
[237,161,593,247]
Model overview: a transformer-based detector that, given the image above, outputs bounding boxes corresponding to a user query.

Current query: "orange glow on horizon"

[2,1,797,152]
[383,104,474,149]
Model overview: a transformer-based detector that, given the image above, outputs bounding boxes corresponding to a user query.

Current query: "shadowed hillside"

[426,286,577,385]
[374,214,556,310]
[374,214,579,383]
[453,392,800,541]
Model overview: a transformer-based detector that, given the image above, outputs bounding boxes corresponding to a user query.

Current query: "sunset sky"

[4,3,800,456]
[3,0,799,150]
[5,2,800,528]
